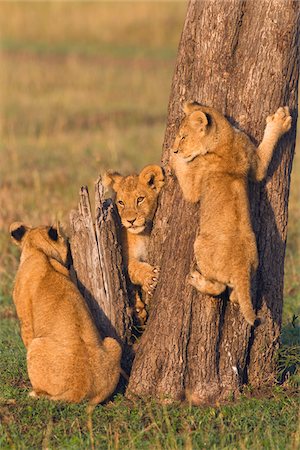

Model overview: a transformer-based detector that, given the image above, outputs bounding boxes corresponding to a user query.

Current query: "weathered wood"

[127,0,299,402]
[69,177,133,370]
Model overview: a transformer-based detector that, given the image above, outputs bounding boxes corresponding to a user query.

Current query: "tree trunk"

[127,0,299,403]
[69,178,133,372]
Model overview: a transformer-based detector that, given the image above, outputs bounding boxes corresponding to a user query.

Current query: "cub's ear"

[183,101,201,116]
[189,110,209,130]
[10,222,29,246]
[102,171,123,193]
[48,226,58,241]
[139,165,165,193]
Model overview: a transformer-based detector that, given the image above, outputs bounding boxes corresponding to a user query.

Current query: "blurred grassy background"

[0,2,186,301]
[0,3,299,448]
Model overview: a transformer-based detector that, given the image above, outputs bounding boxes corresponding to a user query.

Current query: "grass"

[0,2,299,449]
[1,316,299,449]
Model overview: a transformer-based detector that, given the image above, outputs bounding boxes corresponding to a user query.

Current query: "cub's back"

[16,251,101,347]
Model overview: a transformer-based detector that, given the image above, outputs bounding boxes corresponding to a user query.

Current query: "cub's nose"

[127,219,136,225]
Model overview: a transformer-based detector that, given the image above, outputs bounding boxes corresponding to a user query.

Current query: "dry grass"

[0,2,184,54]
[0,2,186,299]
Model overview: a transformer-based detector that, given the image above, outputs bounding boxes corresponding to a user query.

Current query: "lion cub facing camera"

[104,165,164,324]
[10,223,122,404]
[170,102,291,325]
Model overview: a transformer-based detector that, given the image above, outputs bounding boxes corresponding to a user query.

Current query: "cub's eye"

[118,200,124,207]
[137,196,145,204]
[180,135,187,141]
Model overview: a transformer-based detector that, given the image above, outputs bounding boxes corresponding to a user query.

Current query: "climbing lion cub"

[170,102,292,325]
[10,222,122,404]
[103,165,164,323]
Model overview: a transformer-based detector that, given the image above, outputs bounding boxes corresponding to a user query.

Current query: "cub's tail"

[234,272,256,326]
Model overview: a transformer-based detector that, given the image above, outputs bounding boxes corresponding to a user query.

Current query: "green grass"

[0,316,299,449]
[0,2,299,449]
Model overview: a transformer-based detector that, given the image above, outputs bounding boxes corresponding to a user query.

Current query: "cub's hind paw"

[266,106,292,137]
[188,271,226,296]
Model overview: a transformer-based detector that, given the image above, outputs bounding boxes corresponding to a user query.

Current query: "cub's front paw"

[266,106,292,137]
[141,266,160,297]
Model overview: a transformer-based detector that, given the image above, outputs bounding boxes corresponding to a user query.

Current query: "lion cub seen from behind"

[104,165,164,325]
[170,102,292,325]
[10,223,122,404]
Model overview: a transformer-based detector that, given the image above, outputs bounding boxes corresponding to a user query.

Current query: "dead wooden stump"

[69,177,133,372]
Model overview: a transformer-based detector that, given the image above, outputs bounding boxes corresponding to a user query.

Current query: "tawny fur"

[170,102,292,325]
[103,165,164,324]
[10,222,122,404]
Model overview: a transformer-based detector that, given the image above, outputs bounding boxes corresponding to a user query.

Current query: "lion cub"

[103,165,164,324]
[10,222,122,404]
[170,102,292,325]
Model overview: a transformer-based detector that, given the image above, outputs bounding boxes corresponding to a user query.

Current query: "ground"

[0,3,299,449]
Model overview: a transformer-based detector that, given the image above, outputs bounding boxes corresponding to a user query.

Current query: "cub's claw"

[142,266,160,296]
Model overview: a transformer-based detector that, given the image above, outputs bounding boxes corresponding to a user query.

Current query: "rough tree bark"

[69,178,133,371]
[127,0,299,403]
